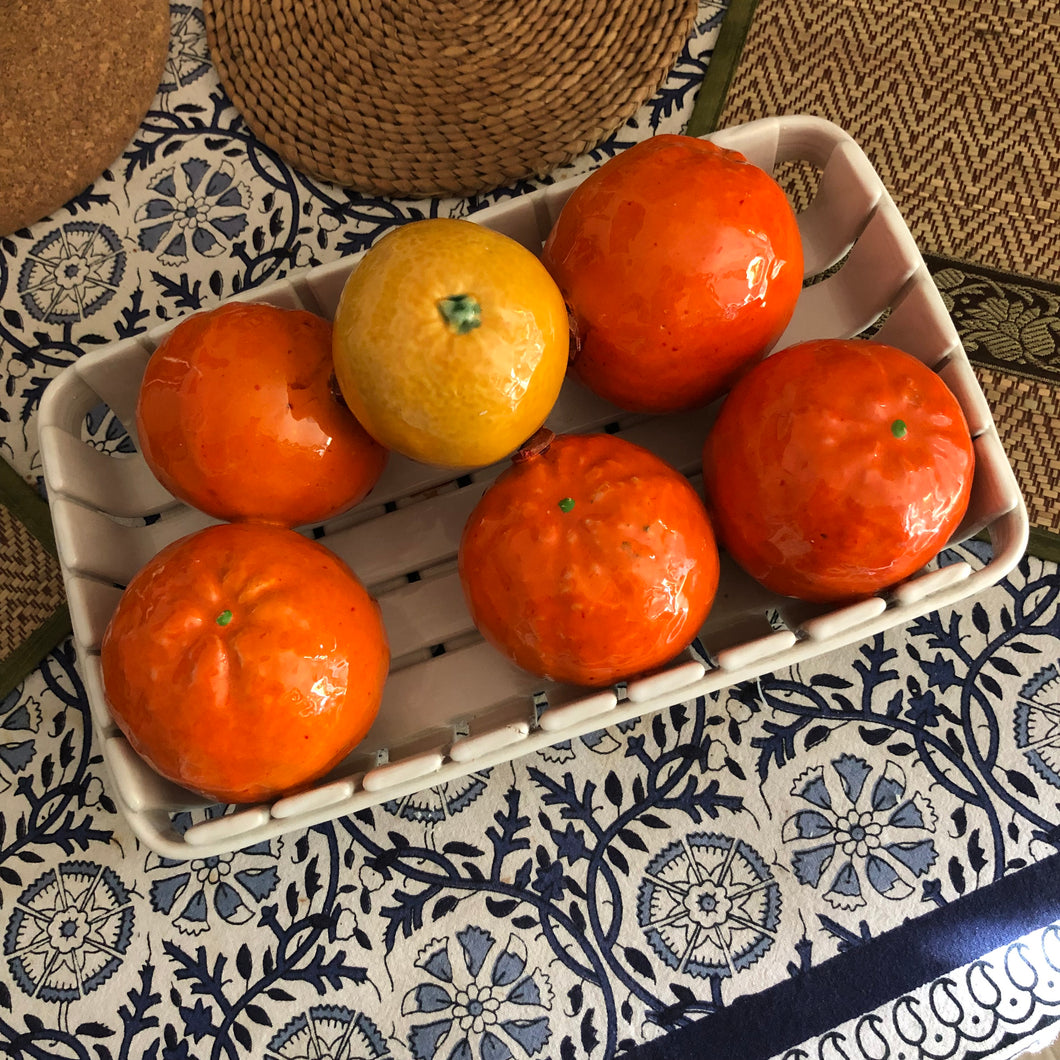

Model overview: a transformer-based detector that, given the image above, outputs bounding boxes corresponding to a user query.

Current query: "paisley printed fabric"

[2,4,1060,1059]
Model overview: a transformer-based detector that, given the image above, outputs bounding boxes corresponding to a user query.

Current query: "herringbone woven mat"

[0,504,64,660]
[716,0,1060,283]
[0,460,70,700]
[977,369,1060,536]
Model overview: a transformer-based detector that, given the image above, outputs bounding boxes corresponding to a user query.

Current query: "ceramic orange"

[100,521,389,803]
[542,134,804,413]
[459,431,720,687]
[136,301,387,527]
[332,218,568,469]
[702,338,976,602]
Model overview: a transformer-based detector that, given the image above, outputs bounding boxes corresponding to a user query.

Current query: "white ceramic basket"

[38,116,1029,859]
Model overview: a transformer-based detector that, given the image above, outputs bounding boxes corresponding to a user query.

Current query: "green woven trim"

[921,255,1060,563]
[0,458,58,556]
[0,605,72,702]
[1027,528,1060,565]
[924,252,1060,387]
[684,0,760,137]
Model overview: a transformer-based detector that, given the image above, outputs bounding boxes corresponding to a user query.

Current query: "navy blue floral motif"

[159,4,211,93]
[783,755,938,910]
[402,927,552,1059]
[637,833,781,978]
[4,861,134,1002]
[0,690,40,792]
[17,222,126,323]
[83,400,136,455]
[135,158,248,263]
[267,1004,394,1059]
[145,824,281,934]
[385,770,492,823]
[536,720,642,764]
[1015,663,1060,787]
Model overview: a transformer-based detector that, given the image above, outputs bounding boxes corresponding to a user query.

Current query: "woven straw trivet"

[705,0,1060,559]
[0,0,170,237]
[0,460,70,701]
[203,0,698,198]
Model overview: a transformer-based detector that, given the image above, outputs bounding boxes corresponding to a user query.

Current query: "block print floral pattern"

[4,862,135,1003]
[159,3,211,94]
[266,1005,394,1060]
[384,770,492,825]
[638,833,781,977]
[1014,662,1060,786]
[145,820,282,935]
[403,929,552,1060]
[0,690,41,794]
[783,756,938,910]
[135,158,248,264]
[2,2,1060,1059]
[18,222,126,325]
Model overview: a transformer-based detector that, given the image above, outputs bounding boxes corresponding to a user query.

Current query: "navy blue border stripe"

[623,852,1060,1059]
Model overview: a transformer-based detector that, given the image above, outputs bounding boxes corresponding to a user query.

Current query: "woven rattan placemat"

[696,0,1060,560]
[0,460,70,701]
[0,0,169,236]
[203,0,698,198]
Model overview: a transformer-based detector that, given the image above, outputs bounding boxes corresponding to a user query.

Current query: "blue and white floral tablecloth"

[3,3,1060,1058]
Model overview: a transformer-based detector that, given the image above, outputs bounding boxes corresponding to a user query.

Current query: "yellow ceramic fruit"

[332,218,569,469]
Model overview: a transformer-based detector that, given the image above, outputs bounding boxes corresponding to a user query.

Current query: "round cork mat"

[203,0,699,198]
[0,0,170,237]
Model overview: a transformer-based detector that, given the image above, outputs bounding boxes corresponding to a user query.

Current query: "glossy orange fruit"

[459,431,720,687]
[136,301,387,527]
[332,218,569,469]
[702,338,976,603]
[542,134,804,413]
[100,521,389,804]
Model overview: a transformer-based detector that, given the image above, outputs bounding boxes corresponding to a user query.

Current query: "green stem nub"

[216,609,234,627]
[437,294,482,335]
[891,419,908,439]
[558,497,575,513]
